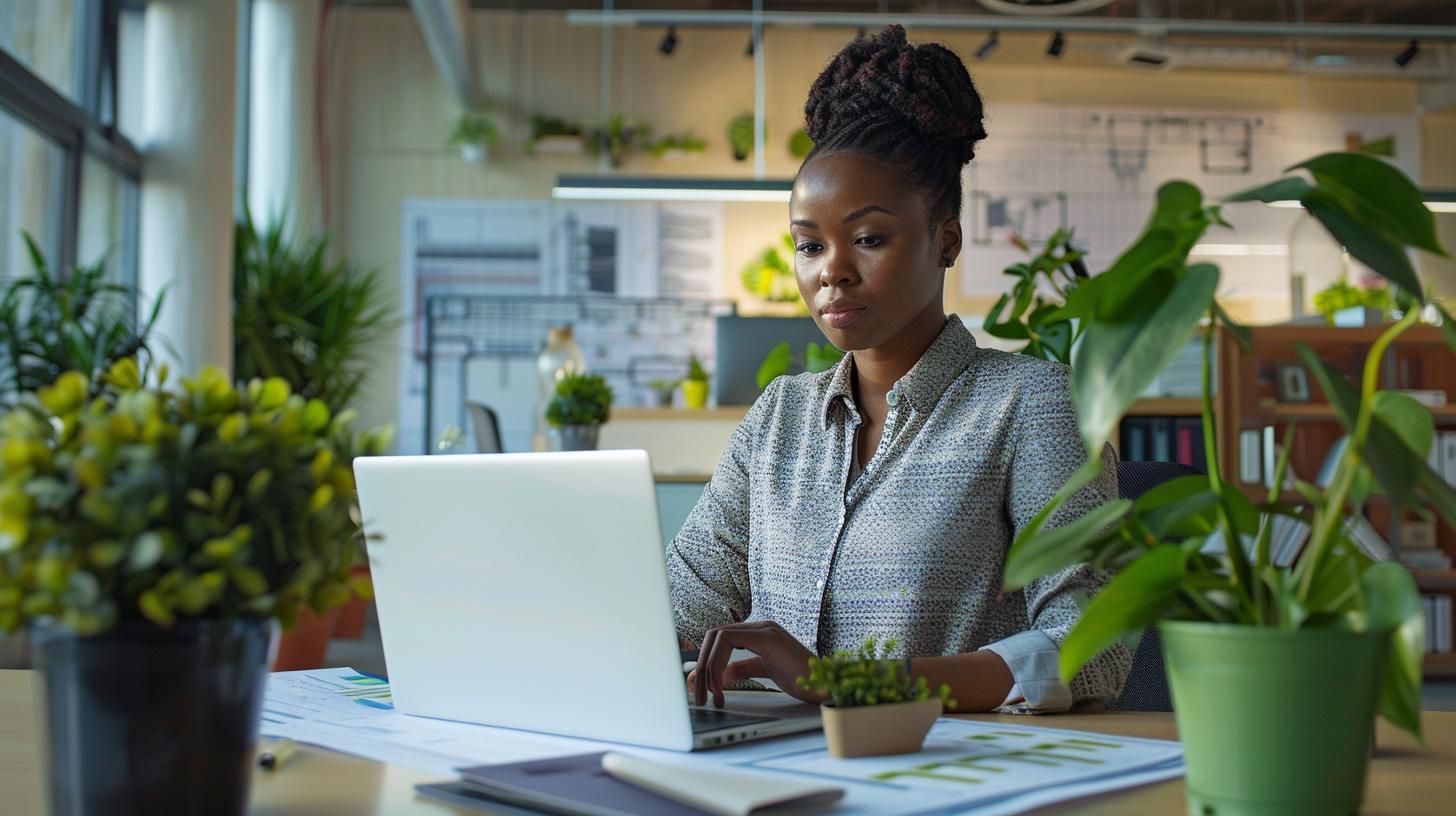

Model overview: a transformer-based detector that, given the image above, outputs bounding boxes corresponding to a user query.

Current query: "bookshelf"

[1215,325,1456,675]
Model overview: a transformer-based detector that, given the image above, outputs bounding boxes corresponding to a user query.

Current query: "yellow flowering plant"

[0,358,392,635]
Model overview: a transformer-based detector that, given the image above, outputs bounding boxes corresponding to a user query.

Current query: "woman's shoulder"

[966,344,1072,392]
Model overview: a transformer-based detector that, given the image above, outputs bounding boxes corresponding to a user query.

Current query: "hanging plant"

[728,113,756,161]
[789,128,814,159]
[448,110,499,163]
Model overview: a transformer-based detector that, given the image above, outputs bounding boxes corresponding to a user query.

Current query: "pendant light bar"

[552,175,793,203]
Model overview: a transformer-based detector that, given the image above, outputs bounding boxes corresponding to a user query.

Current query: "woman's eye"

[855,235,883,247]
[796,243,821,254]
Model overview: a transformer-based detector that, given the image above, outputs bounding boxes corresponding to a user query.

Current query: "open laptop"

[353,450,822,752]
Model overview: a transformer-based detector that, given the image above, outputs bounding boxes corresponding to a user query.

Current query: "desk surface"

[3,670,1452,815]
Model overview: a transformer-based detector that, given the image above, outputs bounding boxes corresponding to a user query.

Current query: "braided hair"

[802,25,986,222]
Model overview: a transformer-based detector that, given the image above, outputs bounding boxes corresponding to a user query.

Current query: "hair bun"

[804,24,985,164]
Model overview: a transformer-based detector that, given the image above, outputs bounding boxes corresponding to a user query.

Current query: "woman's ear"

[937,215,963,268]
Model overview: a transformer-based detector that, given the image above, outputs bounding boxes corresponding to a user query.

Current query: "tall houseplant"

[233,214,396,415]
[0,359,390,815]
[1003,153,1456,815]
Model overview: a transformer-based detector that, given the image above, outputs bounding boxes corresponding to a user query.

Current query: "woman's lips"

[823,307,867,329]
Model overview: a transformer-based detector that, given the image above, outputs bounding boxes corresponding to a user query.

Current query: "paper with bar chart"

[737,719,1183,815]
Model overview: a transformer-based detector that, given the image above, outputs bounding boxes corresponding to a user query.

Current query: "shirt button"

[886,389,900,407]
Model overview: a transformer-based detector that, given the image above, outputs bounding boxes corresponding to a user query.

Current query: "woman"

[671,26,1128,714]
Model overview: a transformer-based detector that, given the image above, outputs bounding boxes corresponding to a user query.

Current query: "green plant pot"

[681,379,709,409]
[1160,620,1389,816]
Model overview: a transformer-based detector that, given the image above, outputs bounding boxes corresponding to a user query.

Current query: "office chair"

[465,401,504,454]
[1106,460,1204,712]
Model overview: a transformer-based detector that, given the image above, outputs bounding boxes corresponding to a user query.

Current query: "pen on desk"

[258,739,298,771]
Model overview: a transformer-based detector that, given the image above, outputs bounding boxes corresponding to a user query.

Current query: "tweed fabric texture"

[667,318,1130,709]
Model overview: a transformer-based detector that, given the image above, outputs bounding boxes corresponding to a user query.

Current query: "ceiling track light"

[1395,38,1420,67]
[1047,30,1065,58]
[658,25,677,56]
[975,30,999,61]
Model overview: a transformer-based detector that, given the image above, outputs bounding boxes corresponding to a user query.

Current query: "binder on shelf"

[1438,595,1453,654]
[1442,432,1456,487]
[1239,430,1261,484]
[1122,419,1148,462]
[1150,418,1173,463]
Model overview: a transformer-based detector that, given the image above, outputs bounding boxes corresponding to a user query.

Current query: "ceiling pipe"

[564,10,1456,42]
[408,0,484,110]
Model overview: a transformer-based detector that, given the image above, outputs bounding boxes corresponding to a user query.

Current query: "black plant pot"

[30,617,273,816]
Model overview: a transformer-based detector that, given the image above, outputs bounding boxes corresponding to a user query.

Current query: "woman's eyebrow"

[791,205,896,229]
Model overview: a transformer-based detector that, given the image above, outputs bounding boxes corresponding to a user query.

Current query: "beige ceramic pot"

[821,698,942,758]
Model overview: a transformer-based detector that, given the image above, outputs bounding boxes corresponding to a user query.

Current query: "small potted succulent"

[0,359,389,815]
[449,110,499,163]
[798,636,954,758]
[645,378,679,408]
[545,371,613,451]
[681,355,709,410]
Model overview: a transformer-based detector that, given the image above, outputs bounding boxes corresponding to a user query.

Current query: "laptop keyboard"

[687,707,776,734]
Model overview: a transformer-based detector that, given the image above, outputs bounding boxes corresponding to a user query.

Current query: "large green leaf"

[1072,264,1219,454]
[755,342,791,390]
[1224,176,1314,204]
[1301,189,1423,300]
[1094,228,1179,323]
[1003,499,1132,590]
[1361,561,1424,742]
[1296,344,1417,507]
[1372,391,1435,460]
[1059,544,1189,682]
[1134,476,1221,539]
[1293,153,1446,258]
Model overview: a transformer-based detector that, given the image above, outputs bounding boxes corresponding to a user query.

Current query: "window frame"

[0,0,143,278]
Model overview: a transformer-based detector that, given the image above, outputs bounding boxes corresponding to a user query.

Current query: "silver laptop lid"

[354,451,696,751]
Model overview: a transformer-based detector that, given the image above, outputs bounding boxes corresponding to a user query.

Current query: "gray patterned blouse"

[667,317,1130,711]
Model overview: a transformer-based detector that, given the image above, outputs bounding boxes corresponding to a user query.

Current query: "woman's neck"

[851,305,948,403]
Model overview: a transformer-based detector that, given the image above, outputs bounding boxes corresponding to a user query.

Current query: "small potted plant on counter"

[528,114,586,154]
[681,355,709,410]
[545,371,613,451]
[449,110,499,163]
[798,636,954,758]
[0,359,389,816]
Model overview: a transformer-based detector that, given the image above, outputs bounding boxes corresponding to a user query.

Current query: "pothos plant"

[1003,153,1456,742]
[0,358,393,635]
[982,228,1088,365]
[797,636,955,709]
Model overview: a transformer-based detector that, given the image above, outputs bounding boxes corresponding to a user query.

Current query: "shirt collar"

[820,317,978,429]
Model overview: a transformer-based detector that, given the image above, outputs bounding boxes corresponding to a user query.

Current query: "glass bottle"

[533,325,586,451]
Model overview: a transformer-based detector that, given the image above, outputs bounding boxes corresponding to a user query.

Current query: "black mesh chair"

[465,401,504,454]
[1106,460,1203,712]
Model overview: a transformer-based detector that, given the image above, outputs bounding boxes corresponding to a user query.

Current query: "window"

[0,1,142,285]
[0,108,64,279]
[0,1,83,104]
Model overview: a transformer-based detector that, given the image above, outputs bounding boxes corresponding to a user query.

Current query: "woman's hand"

[689,621,826,707]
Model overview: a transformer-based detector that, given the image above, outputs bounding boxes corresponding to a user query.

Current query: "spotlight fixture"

[1047,31,1065,58]
[1395,39,1419,68]
[745,32,756,58]
[975,30,999,61]
[658,26,677,57]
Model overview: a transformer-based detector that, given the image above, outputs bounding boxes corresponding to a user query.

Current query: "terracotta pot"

[272,605,342,672]
[821,698,942,758]
[333,565,372,640]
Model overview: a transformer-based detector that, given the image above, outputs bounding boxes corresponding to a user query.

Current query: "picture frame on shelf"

[1277,364,1311,403]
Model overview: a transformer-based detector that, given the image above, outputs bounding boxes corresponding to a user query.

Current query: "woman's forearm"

[908,650,1015,712]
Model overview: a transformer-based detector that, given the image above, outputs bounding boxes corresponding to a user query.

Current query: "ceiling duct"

[407,0,484,110]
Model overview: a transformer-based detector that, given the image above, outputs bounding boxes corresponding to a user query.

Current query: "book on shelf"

[1401,549,1453,571]
[1119,416,1206,471]
[1425,595,1453,654]
[1442,432,1456,487]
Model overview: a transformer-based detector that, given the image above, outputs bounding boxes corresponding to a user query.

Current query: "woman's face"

[789,151,960,352]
